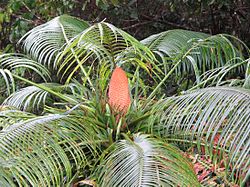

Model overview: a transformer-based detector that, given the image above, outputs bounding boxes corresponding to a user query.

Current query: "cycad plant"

[0,15,249,186]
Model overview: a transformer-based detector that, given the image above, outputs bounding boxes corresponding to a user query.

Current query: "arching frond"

[2,82,83,113]
[57,22,156,85]
[0,113,100,186]
[141,30,248,91]
[0,109,35,130]
[19,15,89,69]
[0,69,14,95]
[0,54,51,95]
[3,85,49,112]
[9,74,79,105]
[190,58,248,89]
[150,87,250,185]
[0,53,51,80]
[95,134,199,187]
[243,59,250,89]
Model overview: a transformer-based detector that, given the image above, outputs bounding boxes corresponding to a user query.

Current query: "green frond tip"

[95,134,200,187]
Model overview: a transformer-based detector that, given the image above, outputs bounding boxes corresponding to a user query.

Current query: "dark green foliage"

[1,0,250,53]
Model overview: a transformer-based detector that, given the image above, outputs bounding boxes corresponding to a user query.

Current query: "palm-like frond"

[2,83,78,113]
[0,69,14,95]
[95,134,199,187]
[19,15,89,69]
[0,54,51,94]
[190,58,249,89]
[141,30,248,92]
[57,21,156,85]
[0,109,35,130]
[150,87,250,185]
[1,80,91,114]
[243,59,250,89]
[8,74,80,106]
[3,85,49,112]
[0,112,100,186]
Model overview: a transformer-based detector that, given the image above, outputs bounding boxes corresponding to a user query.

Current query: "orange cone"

[108,67,131,115]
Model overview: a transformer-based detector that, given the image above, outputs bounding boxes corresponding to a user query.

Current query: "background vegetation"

[1,0,250,52]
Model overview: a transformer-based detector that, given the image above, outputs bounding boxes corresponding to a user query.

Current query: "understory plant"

[0,15,249,186]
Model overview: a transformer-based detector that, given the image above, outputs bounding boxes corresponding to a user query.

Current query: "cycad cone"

[108,67,131,115]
